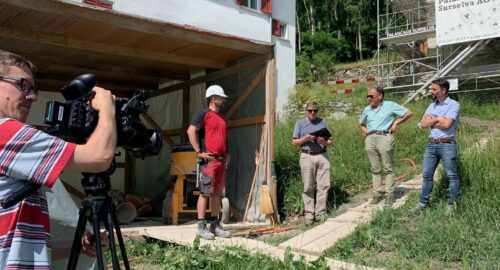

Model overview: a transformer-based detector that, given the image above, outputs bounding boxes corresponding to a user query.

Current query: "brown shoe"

[305,218,314,226]
[370,195,383,205]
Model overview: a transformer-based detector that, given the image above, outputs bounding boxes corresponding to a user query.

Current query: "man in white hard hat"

[187,85,231,240]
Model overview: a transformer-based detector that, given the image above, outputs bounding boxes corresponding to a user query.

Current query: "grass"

[119,237,330,269]
[459,96,499,120]
[276,84,499,268]
[323,125,500,269]
[277,85,429,218]
[110,84,498,269]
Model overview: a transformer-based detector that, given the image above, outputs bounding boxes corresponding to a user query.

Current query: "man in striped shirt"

[0,50,116,269]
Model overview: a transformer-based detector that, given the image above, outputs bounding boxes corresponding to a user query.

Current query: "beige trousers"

[365,134,395,196]
[299,152,331,221]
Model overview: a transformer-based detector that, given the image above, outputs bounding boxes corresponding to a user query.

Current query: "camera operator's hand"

[81,231,109,257]
[91,86,115,115]
[65,86,117,173]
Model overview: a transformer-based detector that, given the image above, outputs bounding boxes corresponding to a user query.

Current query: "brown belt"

[428,137,455,144]
[301,149,326,155]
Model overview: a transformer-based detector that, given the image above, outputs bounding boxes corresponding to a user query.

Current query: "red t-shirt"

[0,118,76,269]
[191,109,228,156]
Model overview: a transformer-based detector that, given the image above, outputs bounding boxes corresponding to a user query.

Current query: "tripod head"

[80,158,116,198]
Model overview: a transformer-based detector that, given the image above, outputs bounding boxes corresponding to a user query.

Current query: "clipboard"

[309,127,331,139]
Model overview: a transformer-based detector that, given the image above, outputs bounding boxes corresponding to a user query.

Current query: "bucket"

[116,202,137,224]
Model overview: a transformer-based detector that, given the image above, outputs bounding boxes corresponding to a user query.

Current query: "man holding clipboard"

[292,102,333,225]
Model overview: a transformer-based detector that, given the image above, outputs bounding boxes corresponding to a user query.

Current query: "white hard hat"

[205,85,227,98]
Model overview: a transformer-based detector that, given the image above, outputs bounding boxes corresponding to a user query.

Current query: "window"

[236,0,272,14]
[272,19,287,39]
[236,0,259,9]
[278,21,287,39]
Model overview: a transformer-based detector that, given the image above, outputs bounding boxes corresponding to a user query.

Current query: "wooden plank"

[225,65,266,120]
[141,113,175,147]
[3,0,272,54]
[228,115,265,128]
[264,59,278,218]
[150,54,271,97]
[0,26,226,69]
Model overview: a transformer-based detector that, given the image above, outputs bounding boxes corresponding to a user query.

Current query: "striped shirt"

[0,118,76,270]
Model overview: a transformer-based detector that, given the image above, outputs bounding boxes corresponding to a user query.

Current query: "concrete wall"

[272,0,296,117]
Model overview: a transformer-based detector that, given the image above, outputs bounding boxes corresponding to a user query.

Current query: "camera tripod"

[67,168,130,270]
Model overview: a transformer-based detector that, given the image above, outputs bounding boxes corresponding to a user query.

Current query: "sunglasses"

[307,109,318,113]
[367,95,376,99]
[0,75,38,96]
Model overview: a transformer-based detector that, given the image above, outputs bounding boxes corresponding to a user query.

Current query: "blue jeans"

[420,142,460,206]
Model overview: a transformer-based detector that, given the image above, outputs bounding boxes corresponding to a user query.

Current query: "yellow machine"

[163,144,218,225]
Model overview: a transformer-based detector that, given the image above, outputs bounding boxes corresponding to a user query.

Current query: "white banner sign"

[435,0,500,46]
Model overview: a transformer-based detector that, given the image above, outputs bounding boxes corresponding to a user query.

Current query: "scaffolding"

[376,0,500,101]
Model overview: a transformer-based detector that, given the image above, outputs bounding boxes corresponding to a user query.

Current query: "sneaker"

[209,220,231,238]
[370,194,384,205]
[406,204,427,217]
[198,220,215,240]
[445,205,456,217]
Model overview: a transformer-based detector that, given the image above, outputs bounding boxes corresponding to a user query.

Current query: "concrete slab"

[122,224,320,262]
[278,221,344,250]
[330,210,373,224]
[120,176,425,269]
[299,222,358,255]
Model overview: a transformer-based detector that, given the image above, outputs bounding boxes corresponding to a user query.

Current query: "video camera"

[44,74,162,158]
[0,74,163,209]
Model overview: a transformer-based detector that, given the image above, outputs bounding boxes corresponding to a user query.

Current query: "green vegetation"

[459,96,499,120]
[116,84,498,269]
[277,85,429,217]
[121,238,330,270]
[296,1,380,82]
[276,84,499,269]
[324,129,499,269]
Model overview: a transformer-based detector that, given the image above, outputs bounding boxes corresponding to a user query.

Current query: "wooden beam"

[163,128,183,136]
[36,74,158,93]
[228,115,265,128]
[0,26,226,69]
[264,59,278,218]
[28,54,189,81]
[225,65,266,119]
[141,113,175,147]
[151,54,271,97]
[3,0,273,54]
[35,78,139,98]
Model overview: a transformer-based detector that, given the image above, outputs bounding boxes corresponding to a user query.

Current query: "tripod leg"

[112,205,130,270]
[106,212,121,270]
[67,207,89,270]
[92,212,106,270]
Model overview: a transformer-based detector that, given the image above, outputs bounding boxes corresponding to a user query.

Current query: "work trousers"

[365,133,395,196]
[299,152,331,221]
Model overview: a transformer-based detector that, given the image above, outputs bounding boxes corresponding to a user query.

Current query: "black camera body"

[44,74,162,158]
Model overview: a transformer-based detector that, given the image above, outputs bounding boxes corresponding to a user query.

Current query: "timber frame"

[0,0,278,219]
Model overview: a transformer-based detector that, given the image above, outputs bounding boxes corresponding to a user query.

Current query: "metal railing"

[379,3,435,39]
